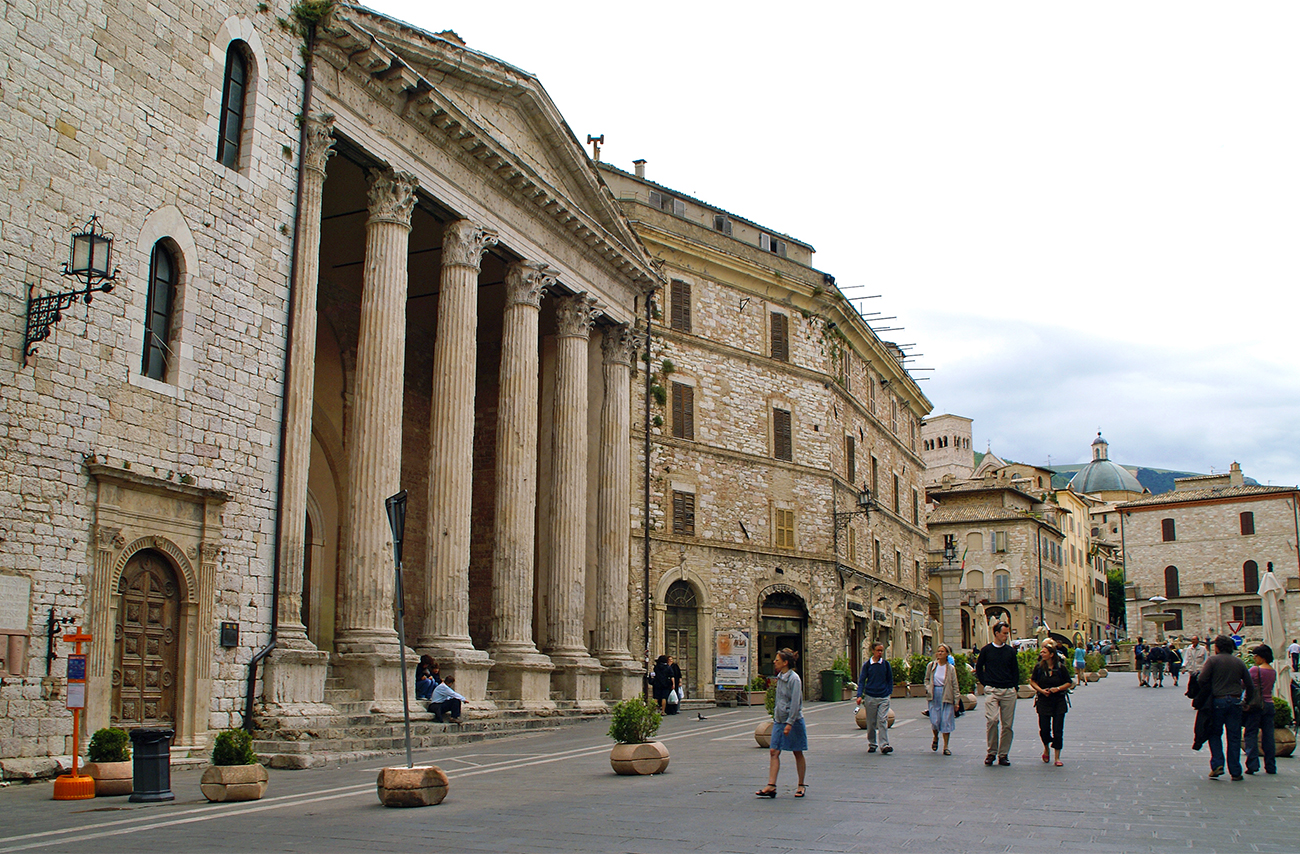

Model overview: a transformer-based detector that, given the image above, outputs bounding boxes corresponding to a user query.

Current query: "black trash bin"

[129,727,175,802]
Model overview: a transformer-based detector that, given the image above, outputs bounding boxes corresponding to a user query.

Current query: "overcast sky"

[369,1,1300,486]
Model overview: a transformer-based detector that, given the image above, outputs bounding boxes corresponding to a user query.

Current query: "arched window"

[142,241,177,380]
[1164,566,1179,599]
[217,43,249,169]
[1244,560,1259,594]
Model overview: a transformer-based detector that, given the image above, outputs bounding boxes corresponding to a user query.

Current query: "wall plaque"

[0,575,31,632]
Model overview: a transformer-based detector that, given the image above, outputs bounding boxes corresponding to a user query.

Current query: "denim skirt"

[770,717,809,752]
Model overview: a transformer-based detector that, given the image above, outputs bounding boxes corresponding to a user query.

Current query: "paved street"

[2,675,1297,853]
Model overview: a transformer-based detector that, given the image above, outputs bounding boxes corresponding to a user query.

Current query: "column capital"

[443,220,499,271]
[554,293,602,339]
[366,169,418,227]
[303,114,336,176]
[504,260,555,309]
[601,324,635,366]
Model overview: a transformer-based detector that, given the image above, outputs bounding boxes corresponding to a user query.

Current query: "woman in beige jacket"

[925,644,959,755]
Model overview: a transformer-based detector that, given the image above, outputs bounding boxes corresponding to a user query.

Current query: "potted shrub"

[608,697,669,775]
[200,728,268,802]
[84,727,132,796]
[1015,648,1037,698]
[754,684,777,747]
[954,653,978,711]
[887,658,908,698]
[907,654,929,697]
[832,654,854,701]
[743,674,769,706]
[1272,695,1295,758]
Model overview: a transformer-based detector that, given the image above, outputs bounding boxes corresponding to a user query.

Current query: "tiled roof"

[927,506,1039,525]
[1118,484,1298,509]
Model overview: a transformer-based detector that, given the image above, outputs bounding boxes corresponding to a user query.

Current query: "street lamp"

[24,215,119,364]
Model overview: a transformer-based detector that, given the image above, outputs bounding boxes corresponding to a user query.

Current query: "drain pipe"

[642,288,653,692]
[243,26,317,731]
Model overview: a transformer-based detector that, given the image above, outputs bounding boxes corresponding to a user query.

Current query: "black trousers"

[430,697,462,721]
[1037,700,1066,750]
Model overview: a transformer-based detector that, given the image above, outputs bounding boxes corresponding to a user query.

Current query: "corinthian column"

[546,293,605,706]
[419,219,497,703]
[593,324,640,698]
[485,261,556,708]
[334,169,417,673]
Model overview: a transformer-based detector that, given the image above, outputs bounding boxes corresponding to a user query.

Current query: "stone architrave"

[593,324,641,699]
[419,219,498,706]
[486,261,556,709]
[334,168,418,704]
[546,293,605,707]
[266,114,334,706]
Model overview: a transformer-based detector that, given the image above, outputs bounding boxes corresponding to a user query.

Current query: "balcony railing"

[961,586,1027,605]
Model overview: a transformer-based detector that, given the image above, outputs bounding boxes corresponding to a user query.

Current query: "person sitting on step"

[429,675,465,723]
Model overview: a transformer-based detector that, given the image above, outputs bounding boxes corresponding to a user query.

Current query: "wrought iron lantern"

[23,215,119,365]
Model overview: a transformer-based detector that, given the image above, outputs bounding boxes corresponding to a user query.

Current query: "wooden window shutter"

[670,280,691,332]
[673,491,695,536]
[770,313,789,362]
[672,382,694,440]
[773,408,792,461]
[846,435,856,484]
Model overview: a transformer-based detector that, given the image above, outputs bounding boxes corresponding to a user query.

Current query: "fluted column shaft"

[546,294,601,658]
[594,325,636,664]
[420,220,498,650]
[277,115,334,649]
[489,261,553,656]
[335,168,418,655]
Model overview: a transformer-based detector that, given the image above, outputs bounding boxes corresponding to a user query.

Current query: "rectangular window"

[775,509,795,549]
[670,280,691,333]
[869,374,876,410]
[648,191,685,216]
[1161,518,1176,542]
[874,539,882,575]
[713,214,733,235]
[912,489,920,526]
[915,559,923,589]
[759,233,788,257]
[1240,511,1255,535]
[772,408,792,461]
[847,527,857,564]
[1165,609,1183,631]
[892,474,900,514]
[891,398,898,434]
[871,456,879,499]
[894,550,902,582]
[845,435,856,484]
[770,312,789,362]
[1232,605,1263,627]
[993,531,1008,553]
[671,382,694,440]
[672,490,695,536]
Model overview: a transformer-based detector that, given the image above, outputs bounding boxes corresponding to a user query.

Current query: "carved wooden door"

[112,550,179,727]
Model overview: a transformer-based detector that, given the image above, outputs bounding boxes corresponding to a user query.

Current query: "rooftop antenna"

[587,134,604,162]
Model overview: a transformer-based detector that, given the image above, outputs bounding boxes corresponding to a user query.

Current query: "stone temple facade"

[0,2,665,763]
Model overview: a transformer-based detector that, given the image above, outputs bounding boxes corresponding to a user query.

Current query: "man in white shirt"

[430,675,465,723]
[1288,639,1300,672]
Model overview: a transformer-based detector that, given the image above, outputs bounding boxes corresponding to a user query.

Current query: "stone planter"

[1084,672,1099,682]
[1098,669,1108,678]
[908,684,928,698]
[754,720,773,747]
[83,760,133,797]
[200,763,268,802]
[743,691,767,706]
[961,693,977,711]
[377,765,449,807]
[887,708,895,728]
[610,741,670,775]
[1273,728,1296,758]
[891,685,908,699]
[854,706,895,728]
[842,686,854,701]
[1016,685,1036,699]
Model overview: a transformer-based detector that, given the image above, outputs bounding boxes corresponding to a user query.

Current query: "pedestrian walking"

[926,643,958,755]
[976,621,1019,766]
[1182,636,1208,698]
[1193,635,1258,781]
[1150,642,1167,687]
[665,655,683,714]
[652,654,674,712]
[1243,644,1278,776]
[1288,639,1300,673]
[1030,642,1072,766]
[1072,644,1087,687]
[756,648,807,798]
[1168,642,1182,687]
[1135,638,1150,687]
[854,642,894,754]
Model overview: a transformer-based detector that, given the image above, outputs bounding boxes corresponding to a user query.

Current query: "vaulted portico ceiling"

[316,6,662,295]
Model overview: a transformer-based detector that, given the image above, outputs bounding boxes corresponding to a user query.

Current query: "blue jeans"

[1243,705,1276,774]
[1208,697,1243,776]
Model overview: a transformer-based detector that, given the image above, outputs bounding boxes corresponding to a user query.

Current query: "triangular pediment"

[320,7,657,287]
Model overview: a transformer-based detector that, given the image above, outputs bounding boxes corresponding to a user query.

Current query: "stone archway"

[112,549,181,728]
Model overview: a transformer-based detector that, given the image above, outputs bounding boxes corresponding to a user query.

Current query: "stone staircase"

[250,679,609,769]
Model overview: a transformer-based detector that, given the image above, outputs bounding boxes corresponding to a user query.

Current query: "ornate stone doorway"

[664,581,698,696]
[112,549,180,727]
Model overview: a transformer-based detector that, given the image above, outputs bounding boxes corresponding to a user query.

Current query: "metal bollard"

[128,727,175,802]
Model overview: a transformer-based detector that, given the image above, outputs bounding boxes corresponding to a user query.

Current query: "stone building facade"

[597,162,932,694]
[0,2,667,764]
[1120,464,1300,642]
[920,414,973,485]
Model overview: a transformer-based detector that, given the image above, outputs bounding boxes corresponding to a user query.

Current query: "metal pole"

[385,490,412,768]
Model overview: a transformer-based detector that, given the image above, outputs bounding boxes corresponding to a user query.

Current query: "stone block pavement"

[1,674,1296,853]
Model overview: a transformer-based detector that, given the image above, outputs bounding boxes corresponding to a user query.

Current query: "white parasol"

[1259,569,1292,690]
[974,603,991,649]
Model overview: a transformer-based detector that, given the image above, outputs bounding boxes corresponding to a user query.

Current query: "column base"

[334,650,412,712]
[597,659,645,701]
[420,645,496,708]
[487,649,556,711]
[263,646,329,705]
[549,652,606,710]
[333,628,403,657]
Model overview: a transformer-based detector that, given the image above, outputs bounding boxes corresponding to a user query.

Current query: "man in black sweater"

[975,622,1020,766]
[1196,635,1257,781]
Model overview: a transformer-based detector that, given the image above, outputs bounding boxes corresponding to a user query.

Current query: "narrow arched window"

[1164,566,1179,598]
[217,44,248,169]
[1244,560,1259,594]
[142,242,177,380]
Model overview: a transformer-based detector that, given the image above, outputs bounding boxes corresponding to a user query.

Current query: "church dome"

[1068,433,1144,495]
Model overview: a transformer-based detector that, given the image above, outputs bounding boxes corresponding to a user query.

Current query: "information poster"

[714,629,750,689]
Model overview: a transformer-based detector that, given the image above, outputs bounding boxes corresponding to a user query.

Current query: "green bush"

[830,653,852,682]
[748,673,769,691]
[1275,695,1293,729]
[211,728,259,766]
[608,697,662,744]
[887,658,907,686]
[908,654,929,685]
[1016,648,1037,685]
[765,684,777,715]
[1084,652,1104,672]
[951,654,977,694]
[88,727,131,763]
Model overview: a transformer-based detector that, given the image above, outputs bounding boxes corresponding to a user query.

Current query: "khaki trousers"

[984,687,1017,757]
